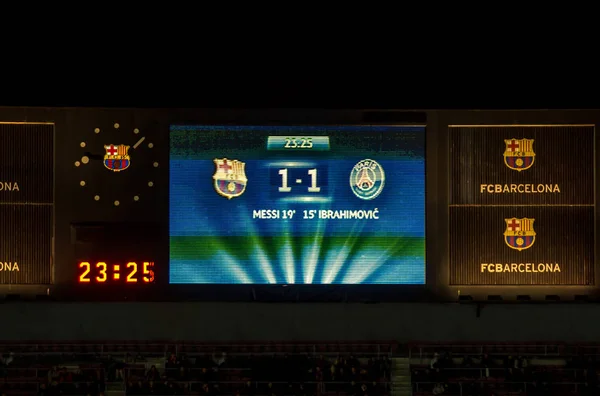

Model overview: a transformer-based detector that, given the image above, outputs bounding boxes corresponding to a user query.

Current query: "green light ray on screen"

[170,236,424,261]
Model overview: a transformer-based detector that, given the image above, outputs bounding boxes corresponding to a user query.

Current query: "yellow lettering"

[0,262,19,271]
[0,182,20,192]
[480,184,560,194]
[479,263,561,273]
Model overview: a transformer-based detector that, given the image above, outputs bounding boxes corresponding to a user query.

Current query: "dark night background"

[0,54,598,109]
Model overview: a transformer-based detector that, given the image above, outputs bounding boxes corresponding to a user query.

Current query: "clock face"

[74,122,159,207]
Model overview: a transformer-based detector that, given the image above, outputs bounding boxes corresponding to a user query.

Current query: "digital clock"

[77,261,155,284]
[267,136,330,151]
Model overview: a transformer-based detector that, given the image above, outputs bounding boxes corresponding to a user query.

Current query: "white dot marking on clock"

[80,181,86,187]
[148,181,154,187]
[114,200,120,206]
[134,195,140,201]
[296,179,302,184]
[80,142,86,148]
[134,128,140,134]
[153,162,159,168]
[148,142,154,148]
[74,161,81,167]
[94,195,100,201]
[114,123,120,129]
[81,156,90,164]
[94,128,100,134]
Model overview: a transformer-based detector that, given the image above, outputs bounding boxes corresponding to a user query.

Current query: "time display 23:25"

[78,261,155,284]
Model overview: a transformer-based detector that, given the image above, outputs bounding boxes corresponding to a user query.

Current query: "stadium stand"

[1,341,599,396]
[0,342,393,396]
[409,343,598,396]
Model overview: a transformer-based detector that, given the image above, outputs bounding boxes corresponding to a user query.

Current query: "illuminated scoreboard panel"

[169,125,425,285]
[449,125,595,286]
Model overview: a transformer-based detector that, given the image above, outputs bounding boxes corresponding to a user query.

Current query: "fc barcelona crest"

[504,217,536,251]
[213,158,247,199]
[503,138,535,171]
[103,144,131,172]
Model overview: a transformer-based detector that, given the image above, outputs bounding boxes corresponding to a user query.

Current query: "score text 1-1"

[266,136,330,151]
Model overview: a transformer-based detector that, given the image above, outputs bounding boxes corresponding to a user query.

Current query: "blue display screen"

[169,126,425,284]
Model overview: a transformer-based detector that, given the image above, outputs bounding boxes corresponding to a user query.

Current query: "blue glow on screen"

[169,125,426,284]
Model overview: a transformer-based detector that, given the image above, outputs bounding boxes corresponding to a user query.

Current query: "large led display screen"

[169,125,425,284]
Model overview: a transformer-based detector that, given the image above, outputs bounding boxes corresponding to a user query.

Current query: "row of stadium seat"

[5,341,600,357]
[1,348,391,396]
[0,342,396,356]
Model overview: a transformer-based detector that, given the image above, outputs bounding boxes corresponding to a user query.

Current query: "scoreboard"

[169,126,426,284]
[0,108,597,302]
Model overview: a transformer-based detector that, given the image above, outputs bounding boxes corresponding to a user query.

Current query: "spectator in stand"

[359,383,368,396]
[264,382,275,396]
[315,366,324,395]
[59,367,73,386]
[480,354,491,369]
[168,353,179,365]
[380,356,390,380]
[506,355,515,370]
[47,366,59,383]
[1,352,13,366]
[146,365,160,381]
[330,362,337,382]
[178,366,188,381]
[166,352,181,380]
[297,383,307,396]
[114,357,126,382]
[201,383,210,395]
[350,366,359,382]
[0,353,13,378]
[239,381,253,396]
[430,352,440,369]
[432,383,445,395]
[213,351,227,367]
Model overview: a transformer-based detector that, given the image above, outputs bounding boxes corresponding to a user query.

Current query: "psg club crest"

[504,217,536,251]
[350,159,385,200]
[213,158,248,199]
[503,138,535,171]
[103,144,131,172]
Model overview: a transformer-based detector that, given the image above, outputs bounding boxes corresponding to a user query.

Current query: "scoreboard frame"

[0,107,597,302]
